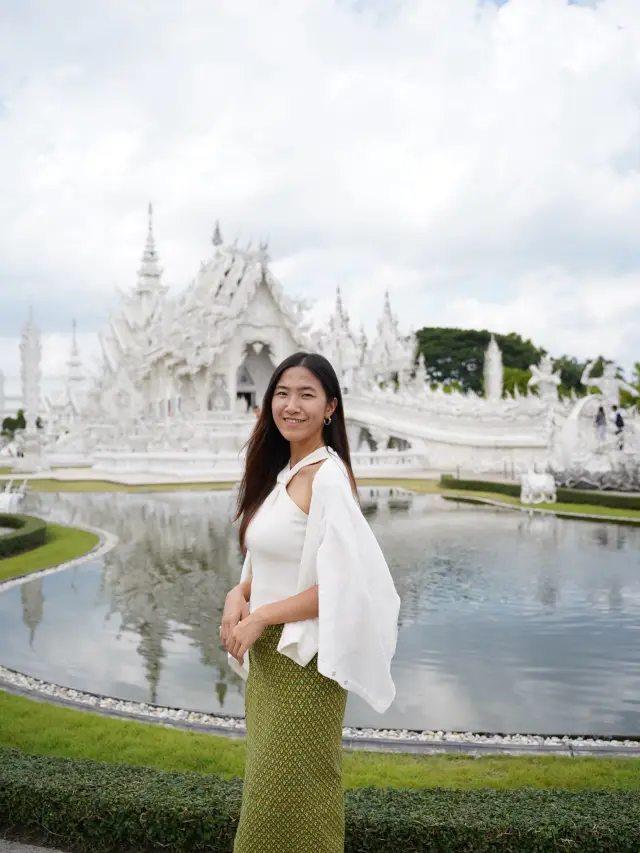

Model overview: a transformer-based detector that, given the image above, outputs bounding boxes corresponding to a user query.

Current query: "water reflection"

[0,489,639,734]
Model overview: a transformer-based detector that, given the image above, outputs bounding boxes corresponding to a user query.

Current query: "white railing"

[92,451,243,478]
[91,448,427,479]
[351,451,425,470]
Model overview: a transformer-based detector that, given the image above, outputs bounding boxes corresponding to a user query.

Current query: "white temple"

[1,205,638,479]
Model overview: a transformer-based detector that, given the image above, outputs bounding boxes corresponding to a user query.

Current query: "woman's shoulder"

[312,449,353,493]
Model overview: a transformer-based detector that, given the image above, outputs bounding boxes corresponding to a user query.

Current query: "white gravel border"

[2,664,640,756]
[2,520,640,757]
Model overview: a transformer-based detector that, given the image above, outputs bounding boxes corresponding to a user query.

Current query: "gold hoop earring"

[324,416,332,426]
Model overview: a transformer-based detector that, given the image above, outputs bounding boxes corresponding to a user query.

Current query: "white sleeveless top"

[245,447,327,614]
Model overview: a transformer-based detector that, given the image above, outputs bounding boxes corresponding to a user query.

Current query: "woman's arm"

[254,584,319,626]
[238,574,252,601]
[227,585,319,664]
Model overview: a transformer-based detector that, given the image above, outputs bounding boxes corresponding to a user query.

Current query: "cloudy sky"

[1,0,640,396]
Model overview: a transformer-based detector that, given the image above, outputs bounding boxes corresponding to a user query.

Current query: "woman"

[220,351,400,853]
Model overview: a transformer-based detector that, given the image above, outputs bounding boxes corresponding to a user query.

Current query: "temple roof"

[140,238,307,378]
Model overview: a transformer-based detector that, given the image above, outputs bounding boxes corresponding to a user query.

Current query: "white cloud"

[1,0,640,377]
[440,267,640,362]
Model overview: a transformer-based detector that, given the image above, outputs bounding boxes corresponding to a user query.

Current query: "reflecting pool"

[0,488,639,735]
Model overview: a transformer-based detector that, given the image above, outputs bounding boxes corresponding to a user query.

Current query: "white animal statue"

[520,471,557,505]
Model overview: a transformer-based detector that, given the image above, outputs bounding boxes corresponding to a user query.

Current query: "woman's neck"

[289,436,326,468]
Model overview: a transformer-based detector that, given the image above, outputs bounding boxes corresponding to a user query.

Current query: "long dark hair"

[235,351,357,552]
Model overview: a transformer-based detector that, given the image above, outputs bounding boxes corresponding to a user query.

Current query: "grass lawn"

[1,691,638,791]
[0,522,99,582]
[440,489,640,520]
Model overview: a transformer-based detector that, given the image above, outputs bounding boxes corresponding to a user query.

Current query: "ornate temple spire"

[335,286,345,320]
[384,290,392,319]
[19,306,42,455]
[67,318,85,385]
[258,237,270,265]
[136,202,163,294]
[358,323,368,366]
[212,221,223,247]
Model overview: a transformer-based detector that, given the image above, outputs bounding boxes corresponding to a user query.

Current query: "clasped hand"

[225,613,267,666]
[220,587,267,666]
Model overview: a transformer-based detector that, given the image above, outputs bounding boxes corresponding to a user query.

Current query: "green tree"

[620,362,640,409]
[415,328,544,395]
[553,355,610,398]
[1,408,26,438]
[503,367,532,397]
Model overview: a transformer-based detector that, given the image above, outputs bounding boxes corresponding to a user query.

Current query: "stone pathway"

[0,842,64,853]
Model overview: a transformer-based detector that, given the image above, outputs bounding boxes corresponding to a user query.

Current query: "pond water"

[0,489,639,736]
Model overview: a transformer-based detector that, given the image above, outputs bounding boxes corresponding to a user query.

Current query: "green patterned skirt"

[234,624,348,853]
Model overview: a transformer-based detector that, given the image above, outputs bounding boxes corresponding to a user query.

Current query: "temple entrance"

[236,342,275,414]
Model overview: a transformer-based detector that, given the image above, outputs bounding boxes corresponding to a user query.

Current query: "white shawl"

[227,446,400,713]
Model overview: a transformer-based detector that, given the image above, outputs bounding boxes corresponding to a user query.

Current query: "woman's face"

[271,366,336,444]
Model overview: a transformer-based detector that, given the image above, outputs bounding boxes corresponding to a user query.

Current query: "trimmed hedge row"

[0,749,639,852]
[0,513,47,559]
[440,475,640,511]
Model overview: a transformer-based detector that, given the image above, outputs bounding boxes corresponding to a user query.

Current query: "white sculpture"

[520,471,557,505]
[529,355,561,403]
[581,361,637,408]
[484,335,503,402]
[0,480,27,513]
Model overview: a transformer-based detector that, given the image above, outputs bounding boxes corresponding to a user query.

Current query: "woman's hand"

[220,585,249,651]
[226,611,268,666]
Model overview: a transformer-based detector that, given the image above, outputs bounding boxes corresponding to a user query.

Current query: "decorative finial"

[136,202,163,292]
[142,202,158,263]
[212,221,223,247]
[71,318,78,355]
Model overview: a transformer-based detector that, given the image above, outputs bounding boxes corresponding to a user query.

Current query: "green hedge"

[0,749,639,852]
[0,513,47,559]
[440,475,640,511]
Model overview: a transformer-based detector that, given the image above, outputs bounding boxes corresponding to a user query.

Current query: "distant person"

[253,405,261,420]
[612,405,625,450]
[595,406,607,441]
